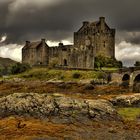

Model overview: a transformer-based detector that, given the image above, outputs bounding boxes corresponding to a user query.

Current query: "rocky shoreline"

[0,93,121,122]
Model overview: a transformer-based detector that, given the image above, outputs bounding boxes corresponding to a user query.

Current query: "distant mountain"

[0,57,17,68]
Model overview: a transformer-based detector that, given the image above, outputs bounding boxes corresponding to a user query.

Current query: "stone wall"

[74,17,115,59]
[22,17,115,69]
[22,39,49,66]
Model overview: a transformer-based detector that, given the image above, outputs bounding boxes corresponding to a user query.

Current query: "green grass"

[14,68,106,81]
[117,107,140,121]
[101,67,119,71]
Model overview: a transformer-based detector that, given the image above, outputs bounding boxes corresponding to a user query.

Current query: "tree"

[134,61,140,67]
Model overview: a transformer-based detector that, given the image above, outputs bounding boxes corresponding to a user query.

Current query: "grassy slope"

[16,68,106,81]
[117,107,140,121]
[0,57,17,67]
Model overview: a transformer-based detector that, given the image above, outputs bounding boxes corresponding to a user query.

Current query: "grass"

[117,107,140,121]
[14,68,106,81]
[101,67,119,71]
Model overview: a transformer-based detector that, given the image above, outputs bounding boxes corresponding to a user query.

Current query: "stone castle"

[22,17,115,69]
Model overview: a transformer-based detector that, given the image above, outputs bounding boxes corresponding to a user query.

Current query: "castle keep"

[22,17,115,69]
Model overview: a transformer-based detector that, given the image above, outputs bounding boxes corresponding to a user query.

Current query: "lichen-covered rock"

[110,94,140,107]
[0,93,121,122]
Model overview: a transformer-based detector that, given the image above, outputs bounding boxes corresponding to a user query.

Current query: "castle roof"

[29,41,41,49]
[77,17,111,33]
[23,39,48,49]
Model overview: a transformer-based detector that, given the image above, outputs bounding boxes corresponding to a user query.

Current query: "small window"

[104,41,105,47]
[64,59,68,66]
[62,48,67,51]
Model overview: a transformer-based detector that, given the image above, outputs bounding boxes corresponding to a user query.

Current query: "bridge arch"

[134,74,140,84]
[121,73,130,87]
[122,74,130,81]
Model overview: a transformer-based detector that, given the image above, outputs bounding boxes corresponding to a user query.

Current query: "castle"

[22,17,115,69]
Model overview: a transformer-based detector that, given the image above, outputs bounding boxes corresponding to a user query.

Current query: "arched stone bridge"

[111,67,140,87]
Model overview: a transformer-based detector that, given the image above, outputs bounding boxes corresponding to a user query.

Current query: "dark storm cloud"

[0,0,140,44]
[0,0,140,66]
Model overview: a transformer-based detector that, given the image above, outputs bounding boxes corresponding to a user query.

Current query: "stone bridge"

[111,67,140,89]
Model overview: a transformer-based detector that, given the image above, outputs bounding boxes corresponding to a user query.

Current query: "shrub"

[97,72,106,79]
[72,72,81,79]
[48,58,58,68]
[134,61,140,67]
[94,55,122,69]
[9,63,31,74]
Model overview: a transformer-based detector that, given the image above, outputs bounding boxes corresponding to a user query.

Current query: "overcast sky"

[0,0,140,66]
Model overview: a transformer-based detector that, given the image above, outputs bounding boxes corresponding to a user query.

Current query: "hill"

[0,57,17,67]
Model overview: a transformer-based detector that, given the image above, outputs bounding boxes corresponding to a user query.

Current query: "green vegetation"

[134,61,140,67]
[117,107,140,121]
[9,63,31,75]
[15,68,107,81]
[0,57,17,76]
[94,55,122,69]
[72,72,81,79]
[101,67,119,71]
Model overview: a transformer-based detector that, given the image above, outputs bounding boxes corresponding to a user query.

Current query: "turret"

[26,41,30,46]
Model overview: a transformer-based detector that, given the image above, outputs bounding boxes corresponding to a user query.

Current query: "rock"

[0,93,121,122]
[86,99,118,121]
[108,127,117,133]
[110,93,140,107]
[57,82,71,89]
[84,84,94,90]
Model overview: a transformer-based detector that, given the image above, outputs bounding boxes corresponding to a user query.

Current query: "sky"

[0,0,140,66]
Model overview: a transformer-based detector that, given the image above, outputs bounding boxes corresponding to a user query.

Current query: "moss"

[117,107,140,121]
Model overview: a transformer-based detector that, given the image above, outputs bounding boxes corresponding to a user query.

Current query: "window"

[64,59,68,66]
[104,41,105,47]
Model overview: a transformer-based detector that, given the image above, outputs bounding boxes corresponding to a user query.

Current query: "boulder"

[84,83,95,90]
[110,93,140,107]
[0,93,121,122]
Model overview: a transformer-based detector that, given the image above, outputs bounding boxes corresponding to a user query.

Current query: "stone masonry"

[22,17,115,69]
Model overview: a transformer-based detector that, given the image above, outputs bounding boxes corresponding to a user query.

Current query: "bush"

[134,61,140,67]
[72,72,81,79]
[48,58,58,68]
[94,55,122,69]
[97,72,106,79]
[9,63,31,74]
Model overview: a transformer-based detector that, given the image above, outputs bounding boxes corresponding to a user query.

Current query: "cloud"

[0,0,140,43]
[0,43,23,62]
[0,0,140,66]
[0,35,7,43]
[116,41,140,66]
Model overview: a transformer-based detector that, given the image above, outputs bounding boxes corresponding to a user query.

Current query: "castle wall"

[22,17,115,70]
[74,17,115,59]
[22,40,49,66]
[22,48,36,66]
[95,29,115,58]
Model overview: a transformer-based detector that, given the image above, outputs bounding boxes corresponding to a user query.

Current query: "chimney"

[99,17,105,23]
[83,21,89,26]
[99,17,105,31]
[26,41,30,46]
[59,43,63,47]
[41,38,46,43]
